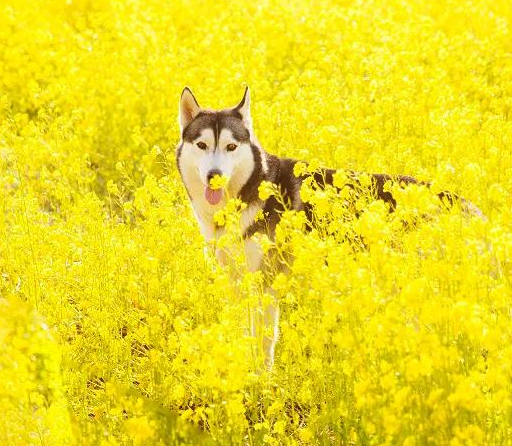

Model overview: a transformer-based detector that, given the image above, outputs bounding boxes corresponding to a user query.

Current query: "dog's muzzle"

[207,169,223,184]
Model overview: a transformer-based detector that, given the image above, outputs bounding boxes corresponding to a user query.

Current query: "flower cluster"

[1,0,511,444]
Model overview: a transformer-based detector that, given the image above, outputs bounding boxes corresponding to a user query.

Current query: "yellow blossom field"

[1,0,512,444]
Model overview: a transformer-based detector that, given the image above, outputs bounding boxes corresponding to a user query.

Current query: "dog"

[176,86,482,367]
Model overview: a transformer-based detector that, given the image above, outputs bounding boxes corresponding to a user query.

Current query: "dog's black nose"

[207,169,222,183]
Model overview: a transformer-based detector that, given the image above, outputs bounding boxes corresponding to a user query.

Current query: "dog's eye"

[226,143,237,152]
[197,142,207,150]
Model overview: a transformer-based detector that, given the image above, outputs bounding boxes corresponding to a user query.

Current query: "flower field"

[1,0,512,444]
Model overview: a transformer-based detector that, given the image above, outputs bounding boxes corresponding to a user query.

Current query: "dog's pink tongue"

[205,187,223,205]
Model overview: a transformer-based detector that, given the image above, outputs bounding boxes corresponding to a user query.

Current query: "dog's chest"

[192,200,264,271]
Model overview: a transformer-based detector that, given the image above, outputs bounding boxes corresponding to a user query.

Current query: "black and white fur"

[176,87,482,367]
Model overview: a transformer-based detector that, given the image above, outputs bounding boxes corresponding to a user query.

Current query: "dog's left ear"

[179,87,201,133]
[235,87,252,130]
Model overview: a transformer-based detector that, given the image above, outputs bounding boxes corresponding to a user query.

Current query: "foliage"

[1,0,512,444]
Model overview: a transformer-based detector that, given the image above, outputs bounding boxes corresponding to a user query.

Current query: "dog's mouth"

[205,186,223,205]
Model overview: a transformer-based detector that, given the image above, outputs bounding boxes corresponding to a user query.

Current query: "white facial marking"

[181,127,255,194]
[218,128,255,198]
[178,128,219,239]
[178,125,258,241]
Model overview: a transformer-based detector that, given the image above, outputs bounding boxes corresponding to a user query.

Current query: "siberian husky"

[176,87,482,367]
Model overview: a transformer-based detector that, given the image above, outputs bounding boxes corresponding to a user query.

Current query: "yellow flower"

[106,179,119,195]
[332,169,348,189]
[258,181,276,200]
[293,161,307,177]
[209,173,228,190]
[2,0,511,444]
[124,416,155,445]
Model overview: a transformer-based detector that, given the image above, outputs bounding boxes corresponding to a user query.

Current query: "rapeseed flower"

[1,0,512,444]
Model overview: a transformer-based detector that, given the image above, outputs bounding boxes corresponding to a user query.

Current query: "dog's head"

[176,87,259,207]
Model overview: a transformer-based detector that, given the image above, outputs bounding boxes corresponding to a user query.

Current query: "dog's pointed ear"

[179,87,201,133]
[235,87,252,129]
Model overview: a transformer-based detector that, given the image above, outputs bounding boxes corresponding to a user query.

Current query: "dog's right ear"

[179,87,201,133]
[235,86,252,130]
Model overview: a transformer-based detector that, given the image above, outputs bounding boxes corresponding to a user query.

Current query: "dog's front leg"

[262,300,279,369]
[250,297,279,369]
[244,238,280,368]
